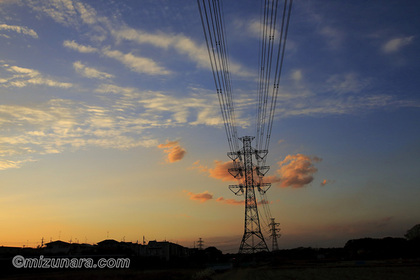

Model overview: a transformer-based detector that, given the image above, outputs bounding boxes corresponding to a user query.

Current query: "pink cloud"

[190,160,236,182]
[216,197,244,205]
[188,160,209,173]
[186,191,213,202]
[264,154,321,188]
[321,179,335,186]
[190,153,321,189]
[157,140,186,163]
[259,199,271,205]
[215,197,270,206]
[209,160,237,182]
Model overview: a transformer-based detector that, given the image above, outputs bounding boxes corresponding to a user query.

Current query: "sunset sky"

[1,0,419,253]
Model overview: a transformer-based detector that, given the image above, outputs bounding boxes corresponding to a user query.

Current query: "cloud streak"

[186,196,269,206]
[0,98,158,170]
[63,40,98,53]
[0,23,38,38]
[31,0,251,77]
[216,197,244,205]
[382,36,414,53]
[0,159,36,171]
[186,191,213,203]
[73,61,114,79]
[0,63,72,89]
[112,26,254,78]
[102,47,171,76]
[63,41,171,76]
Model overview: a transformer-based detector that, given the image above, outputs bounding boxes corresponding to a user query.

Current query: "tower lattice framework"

[269,218,281,251]
[228,136,270,254]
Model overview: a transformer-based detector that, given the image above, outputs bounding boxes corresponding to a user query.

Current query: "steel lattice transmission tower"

[228,136,271,254]
[198,0,293,254]
[197,238,204,250]
[269,218,281,251]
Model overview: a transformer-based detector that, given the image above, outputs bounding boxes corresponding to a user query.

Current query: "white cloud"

[27,77,73,88]
[0,80,226,170]
[191,107,223,126]
[112,26,254,78]
[319,26,343,49]
[31,0,252,78]
[0,159,35,170]
[244,18,281,41]
[64,40,172,76]
[0,98,160,170]
[246,19,262,38]
[102,47,171,76]
[74,1,98,25]
[301,5,344,50]
[0,63,72,88]
[326,73,370,94]
[291,69,303,82]
[271,71,420,118]
[0,23,38,38]
[382,36,414,53]
[73,61,114,79]
[94,84,139,97]
[28,0,110,42]
[63,40,98,53]
[112,27,211,68]
[8,65,39,76]
[28,0,80,27]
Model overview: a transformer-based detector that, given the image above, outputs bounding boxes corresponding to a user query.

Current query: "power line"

[264,0,293,152]
[198,0,293,254]
[256,0,293,155]
[255,1,293,232]
[197,0,239,154]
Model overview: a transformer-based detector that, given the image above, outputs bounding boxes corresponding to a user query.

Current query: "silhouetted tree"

[204,246,223,262]
[405,224,420,241]
[344,237,408,259]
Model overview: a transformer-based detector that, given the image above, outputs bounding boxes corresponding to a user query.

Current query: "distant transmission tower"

[269,218,281,251]
[197,238,204,250]
[229,136,270,253]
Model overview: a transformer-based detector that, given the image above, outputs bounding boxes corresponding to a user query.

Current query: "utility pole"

[229,136,270,254]
[269,218,281,251]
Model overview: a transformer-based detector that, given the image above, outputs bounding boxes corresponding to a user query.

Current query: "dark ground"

[2,259,420,280]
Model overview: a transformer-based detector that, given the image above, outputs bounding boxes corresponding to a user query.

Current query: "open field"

[2,260,420,280]
[211,262,420,280]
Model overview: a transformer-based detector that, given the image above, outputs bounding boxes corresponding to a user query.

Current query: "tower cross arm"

[227,151,240,161]
[229,184,244,196]
[255,149,268,160]
[257,182,271,194]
